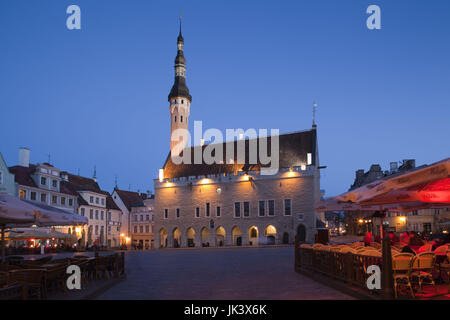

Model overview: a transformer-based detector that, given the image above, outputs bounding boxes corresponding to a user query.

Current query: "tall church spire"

[168,16,192,102]
[169,17,191,156]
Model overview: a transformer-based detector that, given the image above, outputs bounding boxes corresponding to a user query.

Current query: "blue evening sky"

[0,0,449,197]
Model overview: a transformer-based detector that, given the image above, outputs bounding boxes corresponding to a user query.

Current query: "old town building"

[7,147,123,247]
[112,188,154,248]
[154,25,321,248]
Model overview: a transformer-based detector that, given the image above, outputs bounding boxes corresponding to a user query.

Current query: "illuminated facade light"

[159,168,164,182]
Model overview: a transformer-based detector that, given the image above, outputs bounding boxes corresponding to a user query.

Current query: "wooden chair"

[411,252,437,294]
[340,247,356,254]
[8,269,47,300]
[44,265,68,295]
[392,253,415,298]
[94,257,110,280]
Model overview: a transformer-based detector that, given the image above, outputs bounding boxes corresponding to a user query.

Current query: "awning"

[316,158,450,212]
[336,158,450,205]
[0,193,87,227]
[6,228,77,241]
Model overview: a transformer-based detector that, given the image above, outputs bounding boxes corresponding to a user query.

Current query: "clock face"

[216,187,222,194]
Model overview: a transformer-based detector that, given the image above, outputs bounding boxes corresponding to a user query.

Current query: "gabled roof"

[162,129,317,179]
[106,195,121,211]
[8,165,38,188]
[114,188,146,211]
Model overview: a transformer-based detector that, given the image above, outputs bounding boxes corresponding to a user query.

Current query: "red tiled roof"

[8,165,38,188]
[106,195,120,211]
[114,189,146,211]
[163,129,317,179]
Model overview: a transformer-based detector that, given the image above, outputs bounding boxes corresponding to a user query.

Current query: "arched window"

[250,228,257,238]
[174,116,177,122]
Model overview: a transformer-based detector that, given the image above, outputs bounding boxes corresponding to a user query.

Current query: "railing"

[297,247,383,289]
[295,237,395,299]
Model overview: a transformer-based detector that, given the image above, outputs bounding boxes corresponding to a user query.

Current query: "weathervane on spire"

[312,102,318,127]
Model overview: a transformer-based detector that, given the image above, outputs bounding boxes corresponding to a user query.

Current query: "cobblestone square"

[97,246,353,300]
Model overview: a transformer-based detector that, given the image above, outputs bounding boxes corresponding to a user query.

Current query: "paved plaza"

[97,246,354,300]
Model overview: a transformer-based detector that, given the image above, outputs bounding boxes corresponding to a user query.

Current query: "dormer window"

[40,177,47,186]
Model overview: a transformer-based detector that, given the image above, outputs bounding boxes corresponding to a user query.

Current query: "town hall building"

[153,24,321,248]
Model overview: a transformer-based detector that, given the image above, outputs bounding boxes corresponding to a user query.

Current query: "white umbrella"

[0,193,88,262]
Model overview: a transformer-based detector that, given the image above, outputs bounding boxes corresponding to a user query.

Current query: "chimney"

[356,169,364,178]
[18,147,30,167]
[390,162,398,174]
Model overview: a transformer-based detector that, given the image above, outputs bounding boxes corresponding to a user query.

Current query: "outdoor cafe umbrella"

[6,228,77,241]
[0,193,88,262]
[336,158,450,205]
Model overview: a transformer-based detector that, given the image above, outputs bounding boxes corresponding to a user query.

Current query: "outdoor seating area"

[296,240,450,299]
[0,252,125,300]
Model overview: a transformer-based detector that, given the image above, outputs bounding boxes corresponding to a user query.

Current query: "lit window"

[19,189,26,199]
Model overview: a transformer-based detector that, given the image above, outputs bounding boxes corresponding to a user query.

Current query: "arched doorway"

[282,232,289,244]
[248,226,259,246]
[186,227,196,247]
[215,226,226,247]
[201,227,210,247]
[159,228,168,248]
[173,228,181,248]
[231,226,242,246]
[264,225,277,245]
[297,224,307,242]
